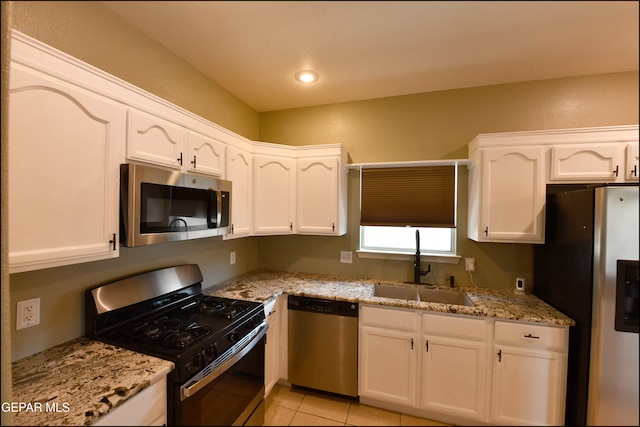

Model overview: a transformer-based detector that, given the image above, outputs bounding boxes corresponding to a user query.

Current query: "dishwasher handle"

[288,295,358,317]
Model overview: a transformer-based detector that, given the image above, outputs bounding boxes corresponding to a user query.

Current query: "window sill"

[356,250,461,264]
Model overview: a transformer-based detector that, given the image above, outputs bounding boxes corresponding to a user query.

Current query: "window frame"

[352,160,466,264]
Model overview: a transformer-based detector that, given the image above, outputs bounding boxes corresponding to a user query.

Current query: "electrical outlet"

[465,258,476,272]
[17,298,40,330]
[340,251,353,264]
[230,251,236,265]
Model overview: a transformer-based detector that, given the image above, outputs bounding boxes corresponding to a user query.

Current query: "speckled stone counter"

[10,337,174,426]
[205,270,575,326]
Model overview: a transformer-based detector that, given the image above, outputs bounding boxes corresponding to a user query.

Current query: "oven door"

[172,323,267,426]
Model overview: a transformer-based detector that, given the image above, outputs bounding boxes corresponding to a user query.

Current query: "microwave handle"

[208,190,221,228]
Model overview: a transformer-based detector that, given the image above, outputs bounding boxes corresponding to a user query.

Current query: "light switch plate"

[340,251,353,264]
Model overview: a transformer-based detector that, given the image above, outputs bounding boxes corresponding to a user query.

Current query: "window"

[358,164,459,257]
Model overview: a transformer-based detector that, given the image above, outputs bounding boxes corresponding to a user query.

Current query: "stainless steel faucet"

[414,230,431,283]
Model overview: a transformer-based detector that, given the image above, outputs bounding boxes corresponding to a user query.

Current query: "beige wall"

[4,0,639,370]
[256,72,639,286]
[11,0,260,140]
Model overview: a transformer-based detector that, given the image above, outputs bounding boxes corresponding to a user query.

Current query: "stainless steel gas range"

[84,264,268,426]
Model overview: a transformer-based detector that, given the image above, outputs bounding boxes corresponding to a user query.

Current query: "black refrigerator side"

[533,185,597,426]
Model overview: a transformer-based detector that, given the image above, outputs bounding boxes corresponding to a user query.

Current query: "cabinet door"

[93,377,167,426]
[421,336,487,420]
[264,299,281,397]
[127,108,184,169]
[224,145,253,238]
[359,326,417,406]
[479,146,545,243]
[296,157,340,235]
[550,144,624,182]
[9,62,123,273]
[253,155,296,235]
[186,131,225,176]
[491,345,565,426]
[625,143,639,182]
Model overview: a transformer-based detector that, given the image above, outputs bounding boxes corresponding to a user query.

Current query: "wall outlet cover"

[17,298,40,330]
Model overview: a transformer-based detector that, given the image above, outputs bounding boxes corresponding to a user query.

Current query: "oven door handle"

[180,321,269,401]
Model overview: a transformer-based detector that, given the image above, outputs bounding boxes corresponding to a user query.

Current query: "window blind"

[360,166,455,228]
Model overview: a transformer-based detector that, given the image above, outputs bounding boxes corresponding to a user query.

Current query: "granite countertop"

[10,337,174,426]
[206,270,575,326]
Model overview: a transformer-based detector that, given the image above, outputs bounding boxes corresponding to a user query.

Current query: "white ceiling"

[101,1,639,112]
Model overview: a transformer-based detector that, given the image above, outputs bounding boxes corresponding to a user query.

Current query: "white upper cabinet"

[127,109,225,177]
[625,143,639,182]
[185,130,225,177]
[468,144,546,244]
[468,125,639,244]
[550,144,624,182]
[127,108,184,170]
[296,145,348,236]
[252,145,297,235]
[9,43,124,273]
[224,142,253,238]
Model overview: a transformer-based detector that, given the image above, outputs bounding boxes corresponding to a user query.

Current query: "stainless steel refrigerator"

[534,185,639,426]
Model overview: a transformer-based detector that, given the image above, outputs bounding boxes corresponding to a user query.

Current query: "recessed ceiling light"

[294,70,319,84]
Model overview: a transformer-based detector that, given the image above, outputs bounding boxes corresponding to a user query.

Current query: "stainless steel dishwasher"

[288,295,359,397]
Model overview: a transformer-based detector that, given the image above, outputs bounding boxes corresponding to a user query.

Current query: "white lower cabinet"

[359,323,418,406]
[92,377,167,426]
[491,321,568,426]
[420,313,489,422]
[264,296,284,397]
[359,306,568,426]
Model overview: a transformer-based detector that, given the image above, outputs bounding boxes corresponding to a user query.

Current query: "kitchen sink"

[373,284,474,307]
[373,284,420,300]
[417,289,474,306]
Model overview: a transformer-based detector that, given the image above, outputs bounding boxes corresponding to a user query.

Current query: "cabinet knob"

[191,155,197,168]
[632,165,637,177]
[108,233,116,251]
[484,227,488,237]
[613,165,619,177]
[177,152,183,165]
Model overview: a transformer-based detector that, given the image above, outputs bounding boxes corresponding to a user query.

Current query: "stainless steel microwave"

[120,163,231,247]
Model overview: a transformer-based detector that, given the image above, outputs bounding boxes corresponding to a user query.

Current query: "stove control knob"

[204,344,217,361]
[228,331,239,343]
[192,353,204,369]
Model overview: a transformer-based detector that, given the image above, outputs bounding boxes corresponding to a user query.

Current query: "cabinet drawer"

[361,305,417,331]
[422,313,487,340]
[495,321,567,350]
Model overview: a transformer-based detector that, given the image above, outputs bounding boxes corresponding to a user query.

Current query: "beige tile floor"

[264,384,452,426]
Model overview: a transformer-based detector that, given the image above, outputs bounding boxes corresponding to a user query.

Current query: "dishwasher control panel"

[288,295,358,317]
